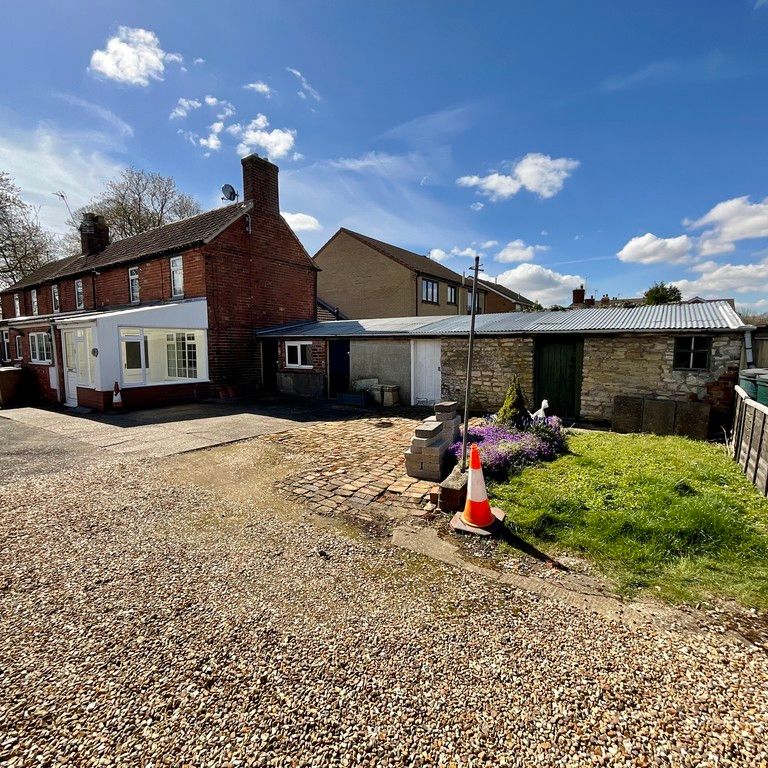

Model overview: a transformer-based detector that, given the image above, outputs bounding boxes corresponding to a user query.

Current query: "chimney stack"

[241,154,279,216]
[572,284,585,305]
[79,213,110,256]
[585,295,595,307]
[600,293,610,306]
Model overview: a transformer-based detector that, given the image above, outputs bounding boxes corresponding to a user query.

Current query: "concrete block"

[642,399,676,436]
[422,441,448,459]
[612,396,644,433]
[436,410,459,421]
[411,435,442,450]
[435,401,459,413]
[409,443,423,455]
[673,401,710,440]
[415,421,443,439]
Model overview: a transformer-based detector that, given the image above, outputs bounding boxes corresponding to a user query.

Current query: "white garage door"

[412,339,441,405]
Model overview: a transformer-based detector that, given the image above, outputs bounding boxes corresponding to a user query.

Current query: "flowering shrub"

[450,416,568,478]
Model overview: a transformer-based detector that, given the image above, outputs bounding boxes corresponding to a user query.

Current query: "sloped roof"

[257,300,750,338]
[477,278,534,306]
[7,203,252,290]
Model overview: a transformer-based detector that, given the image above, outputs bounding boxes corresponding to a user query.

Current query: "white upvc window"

[128,266,140,304]
[119,326,208,387]
[52,284,60,313]
[285,341,312,368]
[13,293,21,317]
[1,330,9,361]
[29,332,53,364]
[31,289,39,315]
[170,256,184,297]
[15,335,22,359]
[75,279,84,310]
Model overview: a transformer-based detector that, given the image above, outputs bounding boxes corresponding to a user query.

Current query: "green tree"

[644,281,682,305]
[496,375,528,428]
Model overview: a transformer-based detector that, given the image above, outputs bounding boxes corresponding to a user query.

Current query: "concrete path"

[0,400,341,459]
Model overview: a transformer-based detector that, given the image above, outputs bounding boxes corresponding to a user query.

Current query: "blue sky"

[1,1,768,310]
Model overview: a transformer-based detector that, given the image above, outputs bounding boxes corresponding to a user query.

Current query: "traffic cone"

[112,381,123,410]
[450,443,505,536]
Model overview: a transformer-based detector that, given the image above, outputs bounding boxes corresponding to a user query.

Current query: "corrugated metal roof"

[257,301,749,338]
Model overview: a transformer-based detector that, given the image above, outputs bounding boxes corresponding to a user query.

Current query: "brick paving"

[263,412,441,518]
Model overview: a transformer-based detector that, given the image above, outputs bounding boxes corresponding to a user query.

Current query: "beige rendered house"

[313,228,532,319]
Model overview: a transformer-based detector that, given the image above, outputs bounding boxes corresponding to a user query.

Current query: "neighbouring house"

[313,228,532,319]
[0,155,318,410]
[570,285,645,309]
[316,297,347,321]
[257,301,750,434]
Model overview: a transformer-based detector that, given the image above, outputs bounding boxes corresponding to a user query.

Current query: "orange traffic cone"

[450,443,505,536]
[112,381,123,410]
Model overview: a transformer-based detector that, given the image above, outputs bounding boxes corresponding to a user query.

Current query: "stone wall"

[441,337,534,413]
[580,333,743,422]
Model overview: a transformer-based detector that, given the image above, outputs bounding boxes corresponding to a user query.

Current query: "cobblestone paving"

[264,413,440,518]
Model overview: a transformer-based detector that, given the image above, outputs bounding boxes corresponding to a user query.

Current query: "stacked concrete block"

[404,401,461,482]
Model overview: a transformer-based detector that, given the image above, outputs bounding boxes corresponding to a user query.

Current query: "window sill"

[29,360,52,366]
[285,365,314,370]
[421,300,440,306]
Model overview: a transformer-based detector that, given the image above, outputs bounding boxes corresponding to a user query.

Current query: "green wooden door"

[534,336,583,419]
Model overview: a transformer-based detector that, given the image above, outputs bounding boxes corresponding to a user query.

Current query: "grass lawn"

[490,431,768,609]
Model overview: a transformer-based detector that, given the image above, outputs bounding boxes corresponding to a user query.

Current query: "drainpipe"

[744,329,754,368]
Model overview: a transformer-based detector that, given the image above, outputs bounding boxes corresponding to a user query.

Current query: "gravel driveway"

[1,438,766,767]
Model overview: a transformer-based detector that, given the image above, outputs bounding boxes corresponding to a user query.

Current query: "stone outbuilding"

[257,301,751,434]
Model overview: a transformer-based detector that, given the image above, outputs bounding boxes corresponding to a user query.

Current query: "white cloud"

[428,248,449,263]
[470,202,484,212]
[89,27,181,86]
[244,81,273,97]
[287,67,321,101]
[199,121,224,151]
[292,152,304,161]
[457,152,579,201]
[616,232,692,264]
[673,257,768,297]
[495,264,584,306]
[281,212,321,231]
[203,95,235,119]
[451,246,482,259]
[169,97,202,119]
[327,151,431,182]
[193,57,205,65]
[53,94,134,137]
[479,240,498,249]
[688,195,768,256]
[235,115,296,159]
[495,239,549,263]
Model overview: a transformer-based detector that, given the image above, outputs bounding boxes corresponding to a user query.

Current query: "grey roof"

[6,203,251,291]
[257,300,749,338]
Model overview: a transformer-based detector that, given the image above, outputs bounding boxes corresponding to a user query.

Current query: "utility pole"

[461,253,481,472]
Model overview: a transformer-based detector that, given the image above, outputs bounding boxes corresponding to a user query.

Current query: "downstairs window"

[119,327,208,386]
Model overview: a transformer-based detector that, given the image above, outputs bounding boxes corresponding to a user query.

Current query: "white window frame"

[13,293,21,317]
[447,285,457,305]
[285,341,313,369]
[75,279,84,310]
[52,284,60,313]
[29,332,53,364]
[1,330,9,361]
[30,289,39,315]
[128,266,140,304]
[170,256,184,298]
[15,335,22,359]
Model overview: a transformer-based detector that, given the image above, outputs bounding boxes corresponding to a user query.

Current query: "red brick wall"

[276,339,328,374]
[12,324,59,404]
[120,382,208,410]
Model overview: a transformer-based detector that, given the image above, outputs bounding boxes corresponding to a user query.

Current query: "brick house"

[313,228,533,319]
[0,155,318,410]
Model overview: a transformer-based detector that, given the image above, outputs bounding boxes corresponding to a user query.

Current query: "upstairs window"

[447,285,457,305]
[170,256,184,298]
[674,336,712,370]
[128,266,140,304]
[31,289,39,315]
[467,289,483,315]
[285,341,312,368]
[422,278,439,304]
[13,293,20,317]
[29,332,53,364]
[52,284,60,313]
[75,279,84,310]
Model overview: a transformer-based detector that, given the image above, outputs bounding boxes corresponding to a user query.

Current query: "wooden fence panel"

[731,385,768,496]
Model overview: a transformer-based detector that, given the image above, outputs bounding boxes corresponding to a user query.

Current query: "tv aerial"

[221,184,239,202]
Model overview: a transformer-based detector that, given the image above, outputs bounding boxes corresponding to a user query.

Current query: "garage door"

[412,339,441,405]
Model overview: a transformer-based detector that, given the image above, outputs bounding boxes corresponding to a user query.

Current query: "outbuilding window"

[29,332,53,364]
[673,336,712,370]
[170,256,184,297]
[285,341,312,368]
[422,278,439,304]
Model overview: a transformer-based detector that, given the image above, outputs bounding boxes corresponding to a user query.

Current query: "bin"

[0,366,23,408]
[739,368,768,399]
[757,375,768,406]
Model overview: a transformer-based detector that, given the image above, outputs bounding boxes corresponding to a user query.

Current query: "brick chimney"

[572,284,585,305]
[241,154,279,216]
[585,295,596,307]
[600,293,610,306]
[79,213,110,256]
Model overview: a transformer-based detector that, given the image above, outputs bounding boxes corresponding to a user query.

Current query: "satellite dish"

[221,184,238,202]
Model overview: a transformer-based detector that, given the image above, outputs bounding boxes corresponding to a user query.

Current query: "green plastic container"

[739,368,768,399]
[757,375,768,406]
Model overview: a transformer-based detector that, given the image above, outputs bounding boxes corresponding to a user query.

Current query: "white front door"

[412,339,442,405]
[62,328,94,407]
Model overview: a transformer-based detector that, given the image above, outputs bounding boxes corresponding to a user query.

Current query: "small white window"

[13,293,21,317]
[31,289,39,315]
[52,284,60,313]
[1,331,9,361]
[15,335,22,359]
[285,341,312,368]
[29,332,53,364]
[128,266,140,304]
[170,256,184,297]
[75,279,84,310]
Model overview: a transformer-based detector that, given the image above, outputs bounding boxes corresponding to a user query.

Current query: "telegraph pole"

[461,253,481,472]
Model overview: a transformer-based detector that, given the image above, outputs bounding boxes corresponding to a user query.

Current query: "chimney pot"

[79,213,110,256]
[241,154,280,216]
